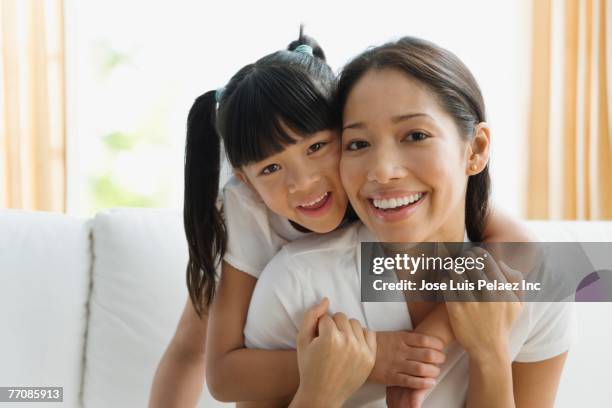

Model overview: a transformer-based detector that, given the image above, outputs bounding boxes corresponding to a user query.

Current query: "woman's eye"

[346,140,370,151]
[403,131,429,142]
[261,164,281,175]
[307,141,327,154]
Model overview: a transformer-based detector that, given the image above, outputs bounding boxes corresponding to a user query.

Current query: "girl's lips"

[296,192,333,217]
[366,192,427,223]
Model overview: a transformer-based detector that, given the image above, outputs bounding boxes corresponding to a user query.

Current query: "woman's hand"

[289,298,376,408]
[443,248,523,359]
[369,331,445,389]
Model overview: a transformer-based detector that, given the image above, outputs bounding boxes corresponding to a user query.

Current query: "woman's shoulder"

[259,222,363,282]
[257,222,363,292]
[283,221,362,259]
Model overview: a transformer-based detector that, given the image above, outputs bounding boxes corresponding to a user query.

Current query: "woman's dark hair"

[336,36,490,242]
[184,30,337,317]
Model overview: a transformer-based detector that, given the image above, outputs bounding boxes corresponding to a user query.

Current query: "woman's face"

[239,128,349,233]
[340,68,473,243]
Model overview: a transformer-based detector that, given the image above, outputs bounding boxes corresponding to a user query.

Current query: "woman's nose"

[366,148,408,184]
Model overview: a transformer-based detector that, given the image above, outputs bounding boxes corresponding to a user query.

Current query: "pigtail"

[184,90,226,318]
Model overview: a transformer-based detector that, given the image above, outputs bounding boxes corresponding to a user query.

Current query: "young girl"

[244,36,574,407]
[150,31,535,407]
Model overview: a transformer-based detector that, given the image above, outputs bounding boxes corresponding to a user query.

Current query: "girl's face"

[239,128,348,233]
[340,68,479,243]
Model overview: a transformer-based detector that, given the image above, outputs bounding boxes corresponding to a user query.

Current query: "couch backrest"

[80,209,227,408]
[0,210,91,407]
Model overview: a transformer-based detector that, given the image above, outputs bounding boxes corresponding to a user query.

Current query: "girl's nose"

[287,163,321,194]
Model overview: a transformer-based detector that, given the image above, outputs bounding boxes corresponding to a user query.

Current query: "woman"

[244,36,575,407]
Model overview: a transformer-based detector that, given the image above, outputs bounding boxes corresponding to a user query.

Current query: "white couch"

[1,209,611,407]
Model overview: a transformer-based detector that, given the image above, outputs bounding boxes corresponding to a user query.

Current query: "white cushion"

[526,220,612,241]
[527,220,612,407]
[0,210,91,408]
[81,209,227,408]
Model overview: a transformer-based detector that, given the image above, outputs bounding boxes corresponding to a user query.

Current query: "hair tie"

[215,87,225,103]
[294,44,314,56]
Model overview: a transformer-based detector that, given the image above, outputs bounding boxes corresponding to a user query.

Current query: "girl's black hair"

[184,30,337,317]
[336,36,490,242]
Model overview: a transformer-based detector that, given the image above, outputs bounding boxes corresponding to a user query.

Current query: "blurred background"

[1,0,610,219]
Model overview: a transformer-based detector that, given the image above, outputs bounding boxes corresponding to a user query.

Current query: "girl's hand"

[443,248,523,359]
[369,331,445,389]
[290,298,376,408]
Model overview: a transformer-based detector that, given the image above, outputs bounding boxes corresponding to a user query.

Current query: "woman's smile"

[366,191,428,223]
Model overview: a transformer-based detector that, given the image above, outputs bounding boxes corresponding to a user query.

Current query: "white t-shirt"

[244,222,577,408]
[222,176,310,278]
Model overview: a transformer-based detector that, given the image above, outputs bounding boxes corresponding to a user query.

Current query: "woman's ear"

[234,169,262,199]
[466,122,491,175]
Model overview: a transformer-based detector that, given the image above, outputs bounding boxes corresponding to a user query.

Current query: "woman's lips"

[296,192,333,217]
[366,192,427,222]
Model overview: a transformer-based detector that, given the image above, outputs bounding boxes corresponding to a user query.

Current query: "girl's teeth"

[302,192,328,207]
[372,193,423,209]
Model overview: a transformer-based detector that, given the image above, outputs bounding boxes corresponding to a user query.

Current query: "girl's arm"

[205,261,299,402]
[207,261,446,403]
[149,299,208,408]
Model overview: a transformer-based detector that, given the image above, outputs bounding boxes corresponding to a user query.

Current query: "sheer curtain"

[1,0,66,211]
[527,0,611,220]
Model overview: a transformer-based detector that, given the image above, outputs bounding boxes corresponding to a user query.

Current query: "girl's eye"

[307,141,327,154]
[346,140,370,151]
[403,131,429,142]
[261,164,281,175]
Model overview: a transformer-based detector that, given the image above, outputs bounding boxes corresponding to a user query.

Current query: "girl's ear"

[234,169,262,199]
[466,122,491,175]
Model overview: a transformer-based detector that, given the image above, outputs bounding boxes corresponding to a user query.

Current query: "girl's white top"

[222,176,310,278]
[244,222,577,408]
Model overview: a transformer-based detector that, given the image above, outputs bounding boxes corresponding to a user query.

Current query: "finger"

[395,374,436,390]
[499,260,522,283]
[465,249,486,285]
[476,247,507,283]
[499,261,524,301]
[332,312,352,335]
[401,332,445,351]
[317,314,336,338]
[398,360,441,378]
[349,318,366,343]
[297,298,329,348]
[405,346,446,364]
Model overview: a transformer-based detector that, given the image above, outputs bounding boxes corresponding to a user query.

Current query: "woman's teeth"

[300,192,329,208]
[372,193,423,210]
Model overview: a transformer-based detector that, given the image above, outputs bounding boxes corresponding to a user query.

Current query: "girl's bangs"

[221,66,337,168]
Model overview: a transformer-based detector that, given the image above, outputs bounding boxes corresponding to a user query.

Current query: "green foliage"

[90,175,158,209]
[102,132,137,151]
[95,41,133,78]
